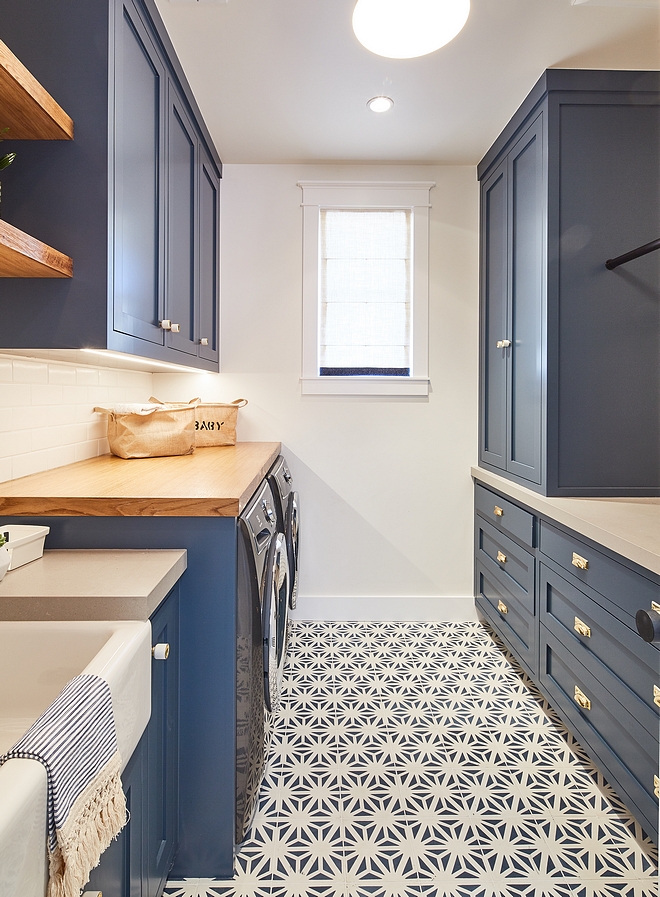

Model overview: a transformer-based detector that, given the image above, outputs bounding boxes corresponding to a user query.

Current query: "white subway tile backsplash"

[12,359,49,384]
[31,384,64,406]
[48,365,77,386]
[3,383,32,407]
[0,353,155,484]
[76,367,99,387]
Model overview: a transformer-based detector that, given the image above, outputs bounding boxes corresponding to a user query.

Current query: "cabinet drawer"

[476,518,535,612]
[539,521,660,627]
[540,626,658,838]
[540,565,659,734]
[475,484,535,548]
[476,561,537,675]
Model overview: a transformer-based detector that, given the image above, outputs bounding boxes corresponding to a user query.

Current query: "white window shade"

[299,180,434,397]
[319,210,411,374]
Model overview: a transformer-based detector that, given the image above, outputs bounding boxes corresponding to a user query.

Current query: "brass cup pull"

[493,506,504,518]
[654,685,660,708]
[574,685,591,710]
[572,552,589,571]
[655,775,660,799]
[574,617,591,638]
[496,550,507,564]
[497,599,508,615]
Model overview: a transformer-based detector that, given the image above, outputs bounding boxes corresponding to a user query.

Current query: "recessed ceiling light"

[368,96,394,113]
[353,0,470,59]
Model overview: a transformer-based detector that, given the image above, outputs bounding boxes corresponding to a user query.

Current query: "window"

[299,181,434,396]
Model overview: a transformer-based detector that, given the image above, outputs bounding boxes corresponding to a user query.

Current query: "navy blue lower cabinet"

[86,734,144,897]
[473,482,660,843]
[6,516,238,879]
[539,625,658,840]
[82,584,180,897]
[146,587,180,897]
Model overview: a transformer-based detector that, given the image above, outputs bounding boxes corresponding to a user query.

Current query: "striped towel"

[0,674,127,897]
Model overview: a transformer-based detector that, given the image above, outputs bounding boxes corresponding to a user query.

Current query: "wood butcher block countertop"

[0,442,281,517]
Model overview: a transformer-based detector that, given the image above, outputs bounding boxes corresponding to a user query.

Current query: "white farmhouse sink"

[0,620,152,897]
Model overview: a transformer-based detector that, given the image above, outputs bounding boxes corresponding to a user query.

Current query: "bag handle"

[232,398,248,407]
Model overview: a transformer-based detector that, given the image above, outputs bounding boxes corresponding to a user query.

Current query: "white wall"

[0,354,153,483]
[154,163,480,620]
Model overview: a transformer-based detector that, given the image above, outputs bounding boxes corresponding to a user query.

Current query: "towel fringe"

[47,751,127,897]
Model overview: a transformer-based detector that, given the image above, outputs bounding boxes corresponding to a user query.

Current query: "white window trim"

[298,181,435,397]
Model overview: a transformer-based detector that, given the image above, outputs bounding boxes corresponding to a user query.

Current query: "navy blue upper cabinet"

[478,70,660,496]
[0,0,221,372]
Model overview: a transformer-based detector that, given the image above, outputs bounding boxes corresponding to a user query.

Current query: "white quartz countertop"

[472,467,660,577]
[0,549,187,620]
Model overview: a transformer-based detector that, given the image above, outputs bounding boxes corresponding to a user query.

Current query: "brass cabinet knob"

[654,775,660,799]
[160,319,172,331]
[200,337,209,346]
[152,643,170,660]
[496,550,507,564]
[571,552,589,570]
[574,685,591,710]
[170,323,181,333]
[496,339,511,348]
[652,601,660,613]
[493,506,504,517]
[497,599,508,615]
[573,617,591,638]
[654,685,660,708]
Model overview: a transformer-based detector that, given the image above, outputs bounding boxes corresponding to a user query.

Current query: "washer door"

[262,533,289,713]
[285,491,299,610]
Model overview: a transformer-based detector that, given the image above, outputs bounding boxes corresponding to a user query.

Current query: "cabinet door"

[146,588,180,897]
[507,114,544,485]
[166,82,199,358]
[113,0,166,346]
[479,159,508,470]
[85,738,144,897]
[198,144,220,364]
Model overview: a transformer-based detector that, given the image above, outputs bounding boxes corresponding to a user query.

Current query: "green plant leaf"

[0,152,16,170]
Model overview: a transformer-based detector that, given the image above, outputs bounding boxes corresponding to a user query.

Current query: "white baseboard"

[290,596,478,622]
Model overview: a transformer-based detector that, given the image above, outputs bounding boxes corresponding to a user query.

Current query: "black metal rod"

[605,238,660,270]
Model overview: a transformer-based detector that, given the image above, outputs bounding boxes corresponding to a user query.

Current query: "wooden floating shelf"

[0,219,73,278]
[0,39,73,140]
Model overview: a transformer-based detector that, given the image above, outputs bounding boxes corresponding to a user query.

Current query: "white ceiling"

[153,0,660,165]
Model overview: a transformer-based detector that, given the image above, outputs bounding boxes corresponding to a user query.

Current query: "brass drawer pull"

[572,552,589,571]
[654,685,660,708]
[496,550,507,564]
[494,506,504,517]
[652,601,660,613]
[655,775,660,799]
[497,599,508,615]
[573,617,591,638]
[574,686,591,710]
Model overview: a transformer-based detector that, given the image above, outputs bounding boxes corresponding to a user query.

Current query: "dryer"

[235,480,289,845]
[267,456,300,613]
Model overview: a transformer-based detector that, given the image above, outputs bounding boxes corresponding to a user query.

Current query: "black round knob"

[635,609,660,643]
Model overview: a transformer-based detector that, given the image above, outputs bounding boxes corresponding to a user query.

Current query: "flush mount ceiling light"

[368,95,394,112]
[353,0,470,59]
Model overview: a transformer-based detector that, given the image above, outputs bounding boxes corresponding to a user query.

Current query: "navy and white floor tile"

[164,621,658,897]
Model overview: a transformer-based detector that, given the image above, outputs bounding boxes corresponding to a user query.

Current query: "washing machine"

[267,456,300,614]
[235,480,289,845]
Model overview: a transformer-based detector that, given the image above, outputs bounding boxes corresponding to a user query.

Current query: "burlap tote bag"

[94,403,196,459]
[149,397,248,446]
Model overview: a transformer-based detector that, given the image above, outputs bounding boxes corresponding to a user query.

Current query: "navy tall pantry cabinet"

[1,0,220,370]
[478,70,660,497]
